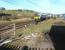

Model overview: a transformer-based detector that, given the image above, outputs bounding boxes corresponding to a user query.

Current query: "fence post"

[13,23,16,36]
[2,16,3,20]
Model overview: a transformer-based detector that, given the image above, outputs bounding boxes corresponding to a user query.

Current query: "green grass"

[4,19,65,48]
[7,19,55,47]
[16,19,54,36]
[5,19,56,48]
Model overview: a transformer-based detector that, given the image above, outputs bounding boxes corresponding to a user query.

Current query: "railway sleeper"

[19,46,55,50]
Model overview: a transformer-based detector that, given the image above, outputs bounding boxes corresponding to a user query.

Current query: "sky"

[0,0,65,14]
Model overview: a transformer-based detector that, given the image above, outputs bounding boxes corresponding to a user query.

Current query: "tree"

[0,7,5,10]
[18,9,22,12]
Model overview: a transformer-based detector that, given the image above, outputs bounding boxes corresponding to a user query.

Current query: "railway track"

[0,19,35,48]
[0,20,34,32]
[0,19,55,50]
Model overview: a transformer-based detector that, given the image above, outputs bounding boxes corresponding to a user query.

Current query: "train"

[33,13,51,24]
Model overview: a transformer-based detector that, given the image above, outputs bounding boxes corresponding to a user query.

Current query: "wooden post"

[13,23,16,36]
[2,16,3,20]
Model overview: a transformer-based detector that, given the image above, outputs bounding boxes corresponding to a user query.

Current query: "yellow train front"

[33,15,49,24]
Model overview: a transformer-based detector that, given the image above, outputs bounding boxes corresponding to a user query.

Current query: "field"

[0,18,33,24]
[16,19,54,36]
[0,18,64,50]
[0,18,34,39]
[1,19,56,48]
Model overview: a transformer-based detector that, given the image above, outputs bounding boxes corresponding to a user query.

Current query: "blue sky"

[0,0,65,14]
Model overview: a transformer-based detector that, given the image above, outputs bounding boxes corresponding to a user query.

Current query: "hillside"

[0,9,38,20]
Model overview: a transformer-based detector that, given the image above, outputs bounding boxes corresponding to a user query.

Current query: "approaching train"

[33,13,51,24]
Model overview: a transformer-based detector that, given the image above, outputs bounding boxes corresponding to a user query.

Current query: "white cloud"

[1,0,65,14]
[34,0,65,14]
[59,0,65,3]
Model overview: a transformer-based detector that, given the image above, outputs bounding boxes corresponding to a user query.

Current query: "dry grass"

[7,19,55,47]
[0,18,33,24]
[4,19,63,48]
[16,19,55,36]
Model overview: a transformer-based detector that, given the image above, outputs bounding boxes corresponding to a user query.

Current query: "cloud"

[34,0,65,14]
[1,0,16,4]
[0,0,65,14]
[0,0,18,9]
